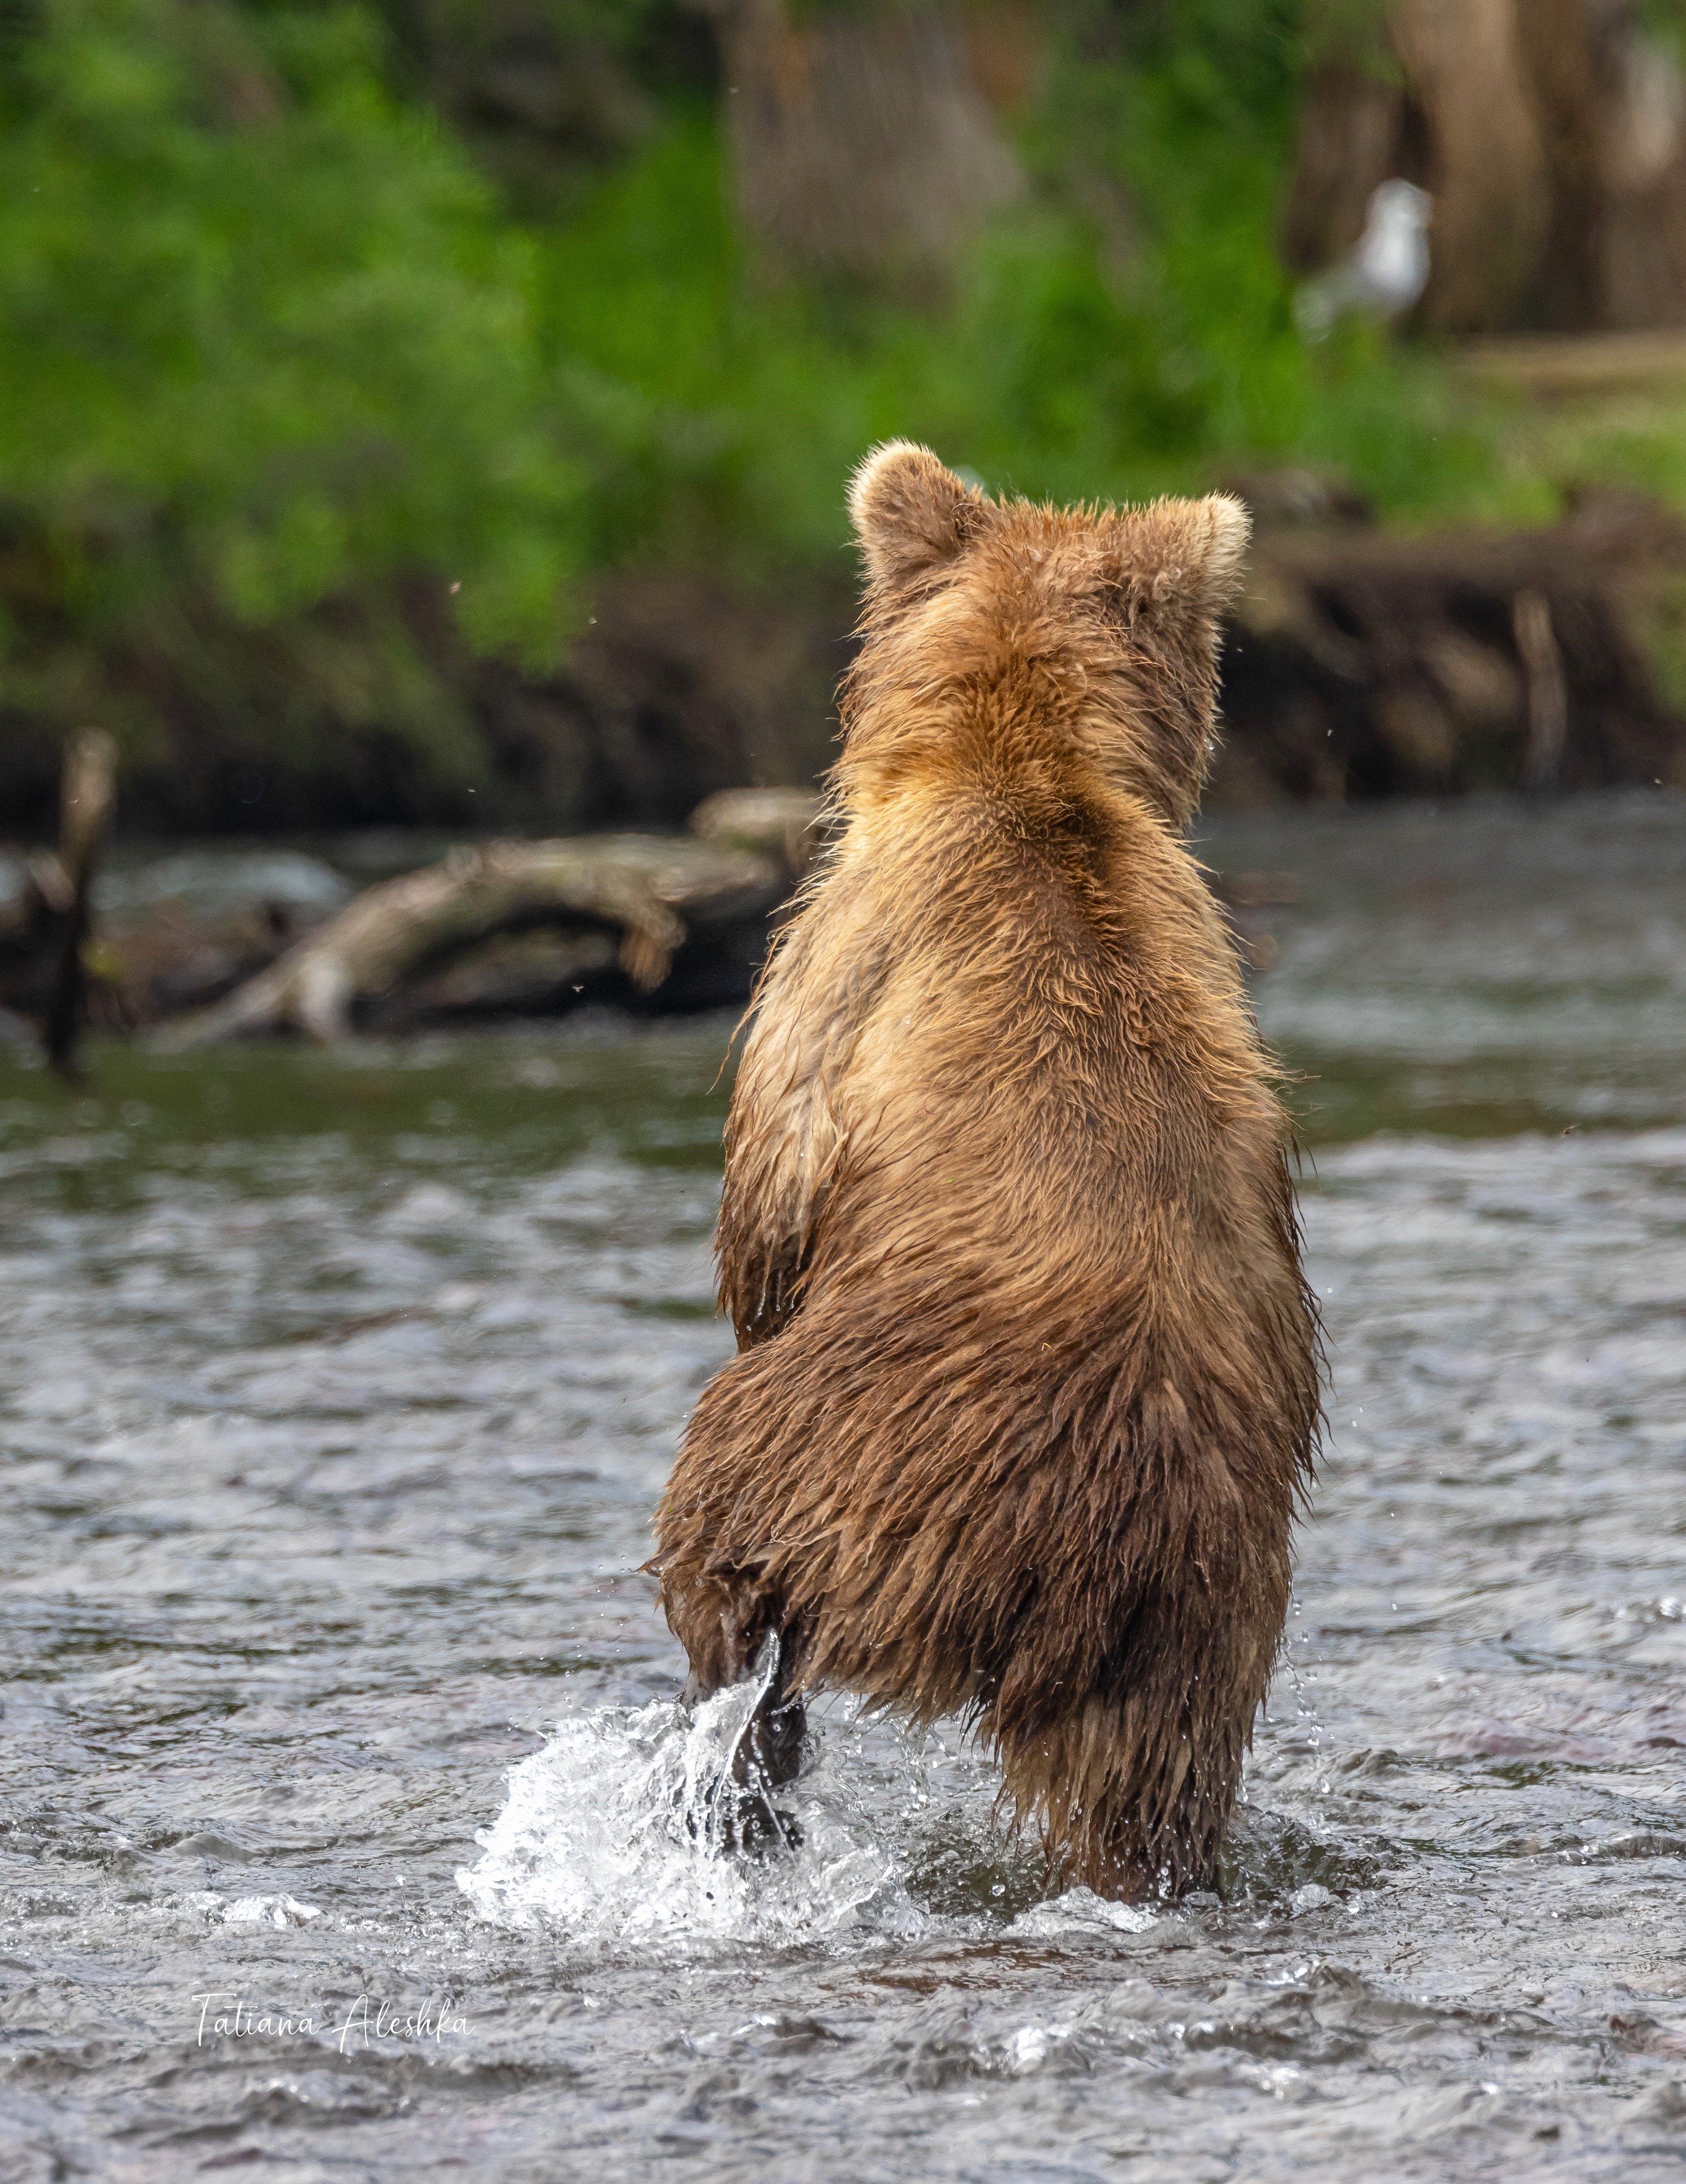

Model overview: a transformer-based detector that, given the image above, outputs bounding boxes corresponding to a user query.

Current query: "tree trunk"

[1279,60,1411,279]
[701,0,1024,280]
[1515,0,1686,331]
[1386,0,1549,333]
[1283,0,1686,335]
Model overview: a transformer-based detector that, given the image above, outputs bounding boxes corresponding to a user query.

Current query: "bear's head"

[842,441,1249,829]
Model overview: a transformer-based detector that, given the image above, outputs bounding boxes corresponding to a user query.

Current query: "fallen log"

[162,833,788,1044]
[371,927,623,1028]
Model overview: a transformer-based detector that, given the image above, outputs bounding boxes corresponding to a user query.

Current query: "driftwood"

[45,730,118,1077]
[688,783,829,871]
[0,729,121,1069]
[371,926,624,1027]
[163,832,791,1044]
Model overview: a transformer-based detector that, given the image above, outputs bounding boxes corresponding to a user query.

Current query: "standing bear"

[652,443,1321,1899]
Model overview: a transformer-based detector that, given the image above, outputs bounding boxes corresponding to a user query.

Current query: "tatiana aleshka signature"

[194,1990,471,2054]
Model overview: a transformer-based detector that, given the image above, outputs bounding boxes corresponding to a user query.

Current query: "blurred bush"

[0,0,606,807]
[0,0,1662,831]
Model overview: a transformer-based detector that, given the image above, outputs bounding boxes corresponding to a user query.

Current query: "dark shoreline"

[6,494,1685,855]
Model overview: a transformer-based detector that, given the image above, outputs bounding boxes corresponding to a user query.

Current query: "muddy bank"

[3,493,1684,844]
[0,570,852,842]
[11,478,1686,1054]
[1213,485,1686,803]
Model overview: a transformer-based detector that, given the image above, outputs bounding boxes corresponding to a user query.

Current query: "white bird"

[1294,178,1433,341]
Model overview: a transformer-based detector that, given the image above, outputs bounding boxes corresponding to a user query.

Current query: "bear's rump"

[655,1294,1295,1730]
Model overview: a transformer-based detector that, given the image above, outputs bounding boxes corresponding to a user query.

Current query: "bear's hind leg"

[997,1681,1251,1903]
[681,1623,809,1855]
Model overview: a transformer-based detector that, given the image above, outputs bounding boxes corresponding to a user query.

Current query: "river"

[2,790,1683,2181]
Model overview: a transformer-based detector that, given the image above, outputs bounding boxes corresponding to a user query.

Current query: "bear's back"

[781,768,1293,1349]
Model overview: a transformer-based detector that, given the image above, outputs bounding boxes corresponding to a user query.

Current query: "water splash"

[458,1654,929,1955]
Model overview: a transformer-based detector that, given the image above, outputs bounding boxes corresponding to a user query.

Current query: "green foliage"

[528,8,1491,581]
[1637,0,1686,58]
[0,0,598,777]
[1,0,1647,808]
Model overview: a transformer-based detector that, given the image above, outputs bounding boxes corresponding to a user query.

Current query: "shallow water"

[2,791,1683,2182]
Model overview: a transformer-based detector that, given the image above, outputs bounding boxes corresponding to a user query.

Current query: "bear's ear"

[1115,493,1251,618]
[848,441,986,594]
[1190,493,1251,604]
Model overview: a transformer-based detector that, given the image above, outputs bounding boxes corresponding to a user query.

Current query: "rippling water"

[2,792,1684,2181]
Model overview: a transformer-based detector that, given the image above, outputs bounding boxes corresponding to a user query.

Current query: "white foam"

[458,1659,929,1956]
[223,1894,322,1927]
[1008,1885,1159,1937]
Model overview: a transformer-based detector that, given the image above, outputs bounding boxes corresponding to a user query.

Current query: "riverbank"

[6,485,1684,857]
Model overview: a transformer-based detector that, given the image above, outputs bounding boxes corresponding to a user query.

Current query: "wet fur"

[652,444,1321,1898]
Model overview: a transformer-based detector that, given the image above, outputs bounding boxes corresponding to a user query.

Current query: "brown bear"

[652,443,1321,1899]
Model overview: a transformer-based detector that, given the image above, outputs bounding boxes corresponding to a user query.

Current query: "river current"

[2,791,1683,2180]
